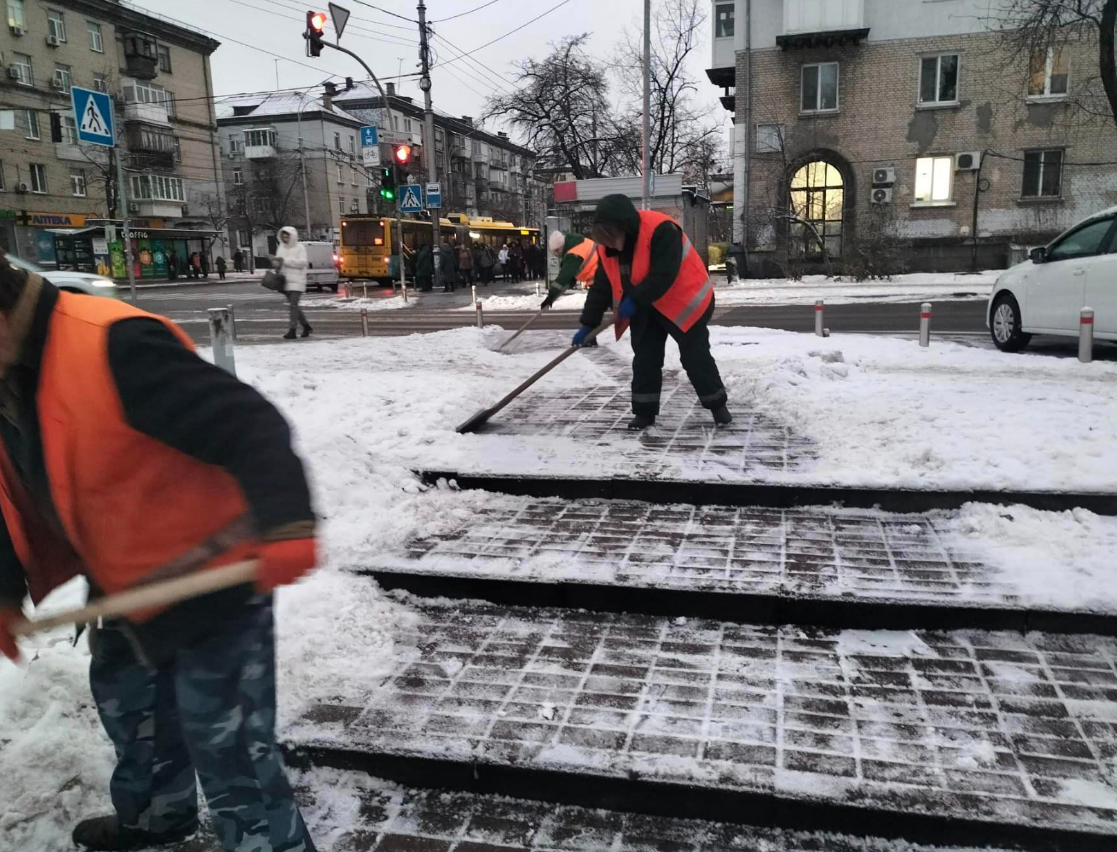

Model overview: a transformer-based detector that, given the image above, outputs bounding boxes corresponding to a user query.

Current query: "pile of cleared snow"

[301,294,414,312]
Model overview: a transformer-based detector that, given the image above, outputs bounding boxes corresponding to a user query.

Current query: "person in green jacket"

[541,231,599,310]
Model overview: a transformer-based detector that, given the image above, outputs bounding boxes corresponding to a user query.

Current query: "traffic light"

[379,165,396,201]
[392,144,412,168]
[306,10,327,58]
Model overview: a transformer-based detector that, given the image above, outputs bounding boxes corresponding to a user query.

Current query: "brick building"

[0,0,224,276]
[708,0,1117,273]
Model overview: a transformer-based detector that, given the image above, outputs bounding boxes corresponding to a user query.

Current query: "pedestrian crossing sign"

[71,86,115,147]
[399,183,423,213]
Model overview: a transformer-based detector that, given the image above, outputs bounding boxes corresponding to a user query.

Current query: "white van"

[303,241,340,293]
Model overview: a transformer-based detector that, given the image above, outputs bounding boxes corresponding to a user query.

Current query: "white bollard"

[919,302,932,348]
[362,281,368,299]
[535,282,542,297]
[361,307,369,337]
[207,308,236,375]
[815,300,824,337]
[476,297,484,328]
[227,304,236,340]
[403,280,408,303]
[1079,307,1094,363]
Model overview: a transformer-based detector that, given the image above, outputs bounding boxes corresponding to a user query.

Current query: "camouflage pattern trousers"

[90,595,317,852]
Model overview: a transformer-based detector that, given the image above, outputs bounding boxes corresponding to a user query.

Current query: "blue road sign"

[71,86,114,147]
[360,125,378,147]
[426,182,442,209]
[399,183,423,213]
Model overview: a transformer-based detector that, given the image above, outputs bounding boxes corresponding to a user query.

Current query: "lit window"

[919,54,959,105]
[87,20,103,52]
[1029,47,1069,97]
[7,0,25,30]
[914,156,953,203]
[789,161,844,258]
[1022,149,1063,198]
[801,63,838,113]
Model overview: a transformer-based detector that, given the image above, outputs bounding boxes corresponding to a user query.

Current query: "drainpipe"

[732,0,749,253]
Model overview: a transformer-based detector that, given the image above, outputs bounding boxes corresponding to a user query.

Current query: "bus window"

[343,220,385,247]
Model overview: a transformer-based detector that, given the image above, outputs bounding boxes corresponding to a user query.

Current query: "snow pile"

[301,294,414,312]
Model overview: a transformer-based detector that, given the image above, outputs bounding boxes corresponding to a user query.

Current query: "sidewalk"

[132,271,263,289]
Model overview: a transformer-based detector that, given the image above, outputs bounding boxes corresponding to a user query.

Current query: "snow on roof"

[215,92,363,125]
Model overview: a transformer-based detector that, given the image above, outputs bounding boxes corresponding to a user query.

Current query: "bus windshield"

[343,220,386,247]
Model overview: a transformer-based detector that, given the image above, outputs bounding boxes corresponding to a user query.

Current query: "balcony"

[245,144,277,160]
[778,0,868,49]
[132,200,183,218]
[124,101,170,126]
[123,31,158,80]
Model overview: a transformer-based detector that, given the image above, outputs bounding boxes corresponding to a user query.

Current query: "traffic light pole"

[417,0,441,291]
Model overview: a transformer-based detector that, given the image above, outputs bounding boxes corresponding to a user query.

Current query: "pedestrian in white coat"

[274,226,312,340]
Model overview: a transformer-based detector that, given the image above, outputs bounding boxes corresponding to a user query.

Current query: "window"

[919,54,959,104]
[789,160,844,257]
[46,9,64,42]
[173,138,181,162]
[7,0,24,29]
[1047,218,1115,262]
[61,114,77,144]
[347,136,355,155]
[54,64,72,92]
[336,163,343,184]
[1022,149,1063,199]
[338,196,345,214]
[165,91,175,117]
[29,163,46,193]
[229,138,242,155]
[123,80,173,116]
[130,174,185,202]
[801,63,838,112]
[715,2,734,38]
[756,124,783,153]
[137,126,175,153]
[244,128,276,147]
[233,168,243,186]
[1029,46,1069,97]
[24,109,39,140]
[366,171,374,188]
[351,166,358,186]
[157,44,171,73]
[12,53,32,86]
[334,131,341,150]
[405,118,412,132]
[914,156,953,203]
[237,229,250,249]
[87,20,102,52]
[0,161,5,191]
[92,72,107,92]
[70,169,85,197]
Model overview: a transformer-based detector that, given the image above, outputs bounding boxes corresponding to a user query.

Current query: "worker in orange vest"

[573,194,731,430]
[0,254,318,851]
[541,230,600,310]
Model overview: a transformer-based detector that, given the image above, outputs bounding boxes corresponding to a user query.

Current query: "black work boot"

[73,815,198,851]
[301,324,312,338]
[712,405,733,427]
[628,414,656,431]
[283,329,297,340]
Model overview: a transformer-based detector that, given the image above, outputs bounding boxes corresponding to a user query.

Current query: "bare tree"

[611,0,724,179]
[485,35,621,179]
[990,1,1117,127]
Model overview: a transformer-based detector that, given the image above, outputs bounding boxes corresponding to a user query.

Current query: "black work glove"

[541,289,561,310]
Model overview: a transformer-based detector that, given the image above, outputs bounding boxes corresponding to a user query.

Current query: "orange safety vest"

[567,238,600,283]
[597,210,713,340]
[0,291,254,616]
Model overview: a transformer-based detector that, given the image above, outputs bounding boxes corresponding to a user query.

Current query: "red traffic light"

[309,11,328,32]
[393,144,412,165]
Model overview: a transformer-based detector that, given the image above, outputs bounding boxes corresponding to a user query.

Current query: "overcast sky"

[160,0,727,143]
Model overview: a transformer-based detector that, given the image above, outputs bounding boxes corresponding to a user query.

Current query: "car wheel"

[990,292,1032,352]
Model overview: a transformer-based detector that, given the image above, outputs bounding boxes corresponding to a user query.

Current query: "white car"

[7,255,118,297]
[988,207,1117,351]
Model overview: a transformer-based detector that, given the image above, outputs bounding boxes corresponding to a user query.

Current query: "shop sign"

[26,212,87,227]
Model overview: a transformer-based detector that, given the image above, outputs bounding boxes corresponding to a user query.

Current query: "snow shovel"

[497,309,545,353]
[8,560,259,639]
[458,319,614,434]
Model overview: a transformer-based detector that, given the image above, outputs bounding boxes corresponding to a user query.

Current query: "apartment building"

[709,0,1117,272]
[333,82,545,228]
[217,92,369,262]
[0,0,223,275]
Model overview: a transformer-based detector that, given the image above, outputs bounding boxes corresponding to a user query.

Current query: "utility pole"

[297,93,312,236]
[641,0,651,210]
[417,0,442,289]
[741,0,752,274]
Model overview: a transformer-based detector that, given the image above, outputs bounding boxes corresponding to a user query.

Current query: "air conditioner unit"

[10,25,23,36]
[871,187,893,204]
[15,183,27,193]
[45,34,59,47]
[7,65,22,80]
[956,151,982,171]
[50,76,65,90]
[872,167,896,187]
[128,202,139,213]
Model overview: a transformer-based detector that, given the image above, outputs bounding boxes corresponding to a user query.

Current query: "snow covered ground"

[467,271,1001,312]
[2,322,1115,849]
[300,293,415,312]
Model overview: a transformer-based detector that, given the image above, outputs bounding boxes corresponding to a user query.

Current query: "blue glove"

[572,325,593,347]
[617,295,638,320]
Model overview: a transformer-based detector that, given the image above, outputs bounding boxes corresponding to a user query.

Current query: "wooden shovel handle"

[9,560,259,638]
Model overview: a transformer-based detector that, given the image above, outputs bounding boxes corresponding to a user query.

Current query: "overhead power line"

[429,0,574,72]
[432,0,503,23]
[349,0,418,24]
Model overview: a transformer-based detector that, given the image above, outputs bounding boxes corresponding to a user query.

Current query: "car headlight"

[90,278,116,288]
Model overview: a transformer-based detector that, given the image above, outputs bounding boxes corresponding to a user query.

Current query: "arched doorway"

[789,160,845,258]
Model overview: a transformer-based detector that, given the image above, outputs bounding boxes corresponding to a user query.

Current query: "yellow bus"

[338,213,540,282]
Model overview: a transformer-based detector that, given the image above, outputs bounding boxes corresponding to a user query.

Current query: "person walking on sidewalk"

[415,243,434,292]
[215,255,227,280]
[0,251,320,852]
[542,230,599,309]
[167,249,178,282]
[478,244,494,285]
[458,241,474,286]
[233,250,243,273]
[439,240,457,293]
[573,194,731,431]
[497,243,509,282]
[275,226,312,340]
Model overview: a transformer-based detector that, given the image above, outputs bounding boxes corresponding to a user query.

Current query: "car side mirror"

[1030,246,1047,264]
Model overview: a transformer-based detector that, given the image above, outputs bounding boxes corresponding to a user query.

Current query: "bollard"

[475,297,484,328]
[815,300,824,337]
[361,307,369,337]
[227,304,236,340]
[472,285,478,305]
[403,280,408,303]
[535,282,542,297]
[362,281,368,299]
[1079,307,1094,363]
[919,302,932,348]
[207,308,236,375]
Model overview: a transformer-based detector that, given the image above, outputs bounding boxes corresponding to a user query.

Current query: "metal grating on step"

[296,604,1117,838]
[405,500,1014,607]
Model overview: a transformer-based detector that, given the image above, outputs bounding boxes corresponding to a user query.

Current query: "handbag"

[261,269,287,293]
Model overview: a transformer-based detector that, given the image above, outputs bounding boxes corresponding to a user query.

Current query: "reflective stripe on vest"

[675,275,714,329]
[569,239,599,282]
